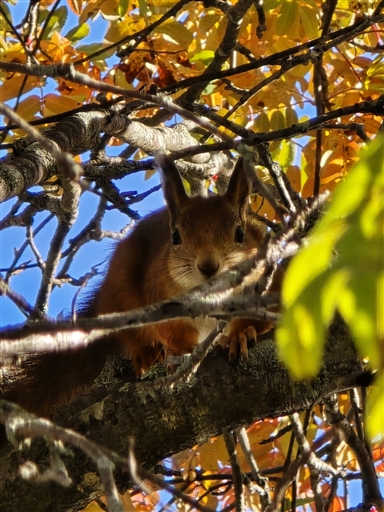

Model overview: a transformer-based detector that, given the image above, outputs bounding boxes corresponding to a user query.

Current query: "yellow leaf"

[81,498,106,511]
[198,436,228,471]
[155,19,193,49]
[99,0,125,17]
[1,42,26,64]
[105,16,146,43]
[43,93,82,116]
[336,442,359,471]
[145,168,157,180]
[284,106,298,128]
[114,68,134,90]
[199,13,221,35]
[17,95,41,122]
[364,116,382,135]
[0,74,41,102]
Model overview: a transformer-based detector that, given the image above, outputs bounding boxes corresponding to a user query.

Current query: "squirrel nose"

[198,261,220,279]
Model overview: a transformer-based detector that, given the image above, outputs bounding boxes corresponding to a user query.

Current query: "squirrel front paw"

[219,325,257,362]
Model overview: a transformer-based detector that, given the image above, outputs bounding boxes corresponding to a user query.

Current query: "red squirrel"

[2,156,280,416]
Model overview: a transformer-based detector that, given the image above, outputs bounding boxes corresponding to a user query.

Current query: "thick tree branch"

[0,322,364,512]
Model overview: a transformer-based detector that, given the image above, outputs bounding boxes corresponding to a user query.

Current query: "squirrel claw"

[220,326,257,363]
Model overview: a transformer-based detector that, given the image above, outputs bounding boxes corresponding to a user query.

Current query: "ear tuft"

[225,157,251,217]
[155,154,187,225]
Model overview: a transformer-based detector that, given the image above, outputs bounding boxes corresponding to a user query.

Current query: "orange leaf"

[68,0,83,15]
[363,115,382,135]
[251,195,277,220]
[327,495,346,512]
[237,420,281,472]
[302,176,314,197]
[372,444,384,463]
[297,466,312,493]
[286,165,301,192]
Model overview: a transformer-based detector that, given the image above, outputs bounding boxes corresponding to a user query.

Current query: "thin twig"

[224,431,245,512]
[33,179,81,317]
[147,321,227,389]
[237,427,271,509]
[0,400,125,512]
[127,440,214,512]
[4,213,54,282]
[324,395,383,508]
[0,276,35,318]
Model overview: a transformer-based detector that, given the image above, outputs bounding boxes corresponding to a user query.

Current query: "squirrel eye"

[234,226,245,243]
[171,229,182,246]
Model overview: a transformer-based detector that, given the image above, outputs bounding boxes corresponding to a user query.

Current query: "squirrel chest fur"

[2,157,278,416]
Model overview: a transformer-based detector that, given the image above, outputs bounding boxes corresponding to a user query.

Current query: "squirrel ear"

[225,157,251,216]
[155,154,187,224]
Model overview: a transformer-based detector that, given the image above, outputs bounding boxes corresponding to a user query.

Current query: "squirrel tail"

[1,296,114,417]
[2,337,112,417]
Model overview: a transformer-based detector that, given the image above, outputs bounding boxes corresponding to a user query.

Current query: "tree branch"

[0,322,364,512]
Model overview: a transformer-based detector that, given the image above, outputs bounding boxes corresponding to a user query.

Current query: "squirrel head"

[157,156,260,289]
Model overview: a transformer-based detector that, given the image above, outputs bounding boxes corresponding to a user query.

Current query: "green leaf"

[253,112,270,133]
[202,83,217,96]
[0,3,12,31]
[190,50,215,66]
[276,0,298,36]
[270,110,285,131]
[277,136,384,380]
[277,281,326,377]
[277,139,295,170]
[282,221,344,306]
[367,375,384,438]
[43,6,68,39]
[65,23,90,42]
[119,0,129,17]
[298,4,319,39]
